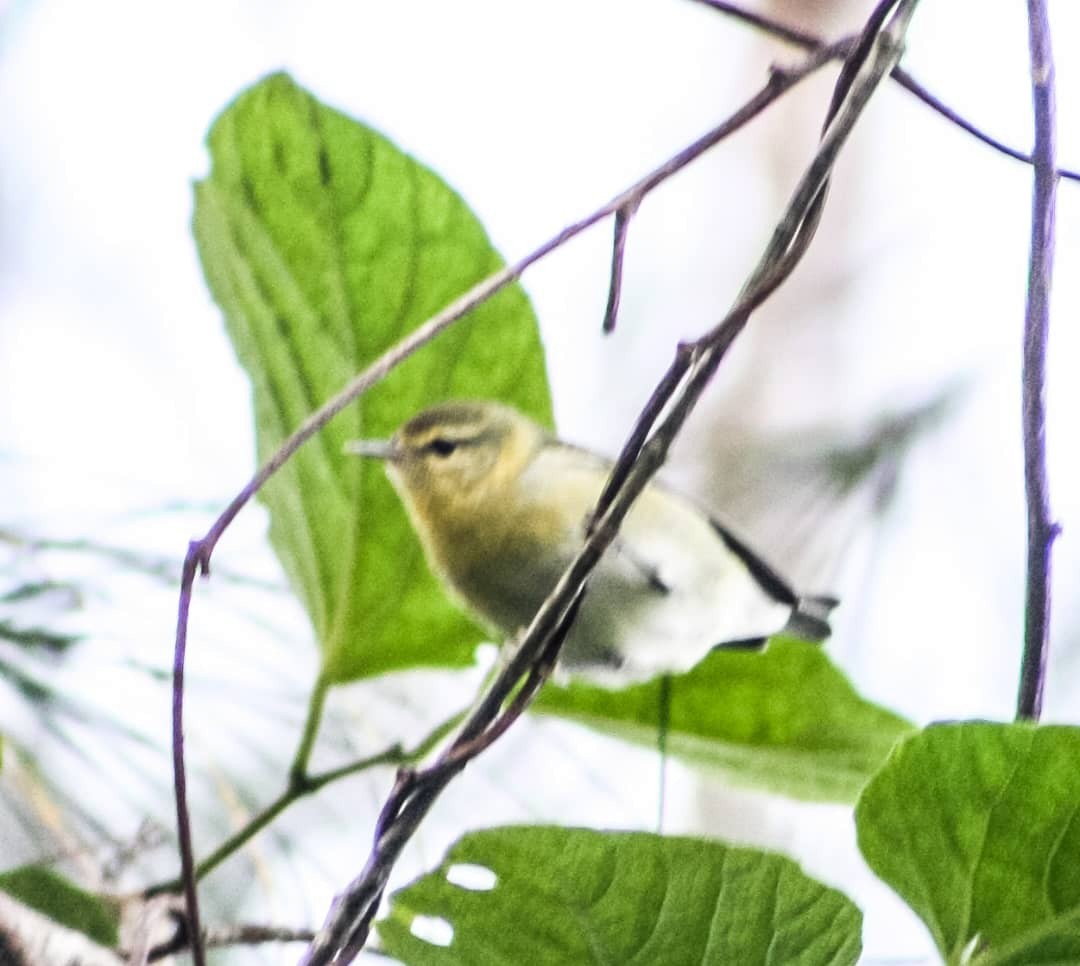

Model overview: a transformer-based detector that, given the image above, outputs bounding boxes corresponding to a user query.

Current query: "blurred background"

[1,0,1077,961]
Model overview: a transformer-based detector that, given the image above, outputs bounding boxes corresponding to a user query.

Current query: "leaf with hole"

[378,825,862,965]
[194,72,552,682]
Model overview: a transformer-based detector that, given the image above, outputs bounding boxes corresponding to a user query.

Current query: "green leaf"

[378,825,862,965]
[194,72,551,682]
[0,866,119,948]
[855,722,1080,965]
[533,637,913,802]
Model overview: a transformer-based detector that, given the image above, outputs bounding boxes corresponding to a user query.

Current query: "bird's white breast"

[516,446,792,686]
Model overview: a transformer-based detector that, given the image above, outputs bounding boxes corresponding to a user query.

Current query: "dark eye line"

[418,427,495,458]
[425,438,458,457]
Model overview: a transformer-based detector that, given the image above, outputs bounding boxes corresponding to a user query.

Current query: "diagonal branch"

[302,589,584,965]
[299,2,919,962]
[1016,0,1059,721]
[689,0,1080,182]
[690,0,821,47]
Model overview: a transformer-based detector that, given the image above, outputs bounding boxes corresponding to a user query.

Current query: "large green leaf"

[194,72,551,682]
[534,637,912,802]
[0,866,119,948]
[378,826,862,965]
[856,722,1080,965]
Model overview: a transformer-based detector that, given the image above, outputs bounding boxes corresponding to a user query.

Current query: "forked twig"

[690,0,1080,182]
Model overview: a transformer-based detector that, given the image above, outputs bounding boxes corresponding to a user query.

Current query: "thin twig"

[171,552,205,966]
[205,924,316,952]
[143,915,393,961]
[301,3,917,962]
[167,34,841,957]
[146,917,318,962]
[1016,0,1059,721]
[147,711,463,897]
[689,0,821,47]
[689,0,1080,182]
[588,0,885,510]
[602,201,638,333]
[888,70,1073,180]
[598,0,912,548]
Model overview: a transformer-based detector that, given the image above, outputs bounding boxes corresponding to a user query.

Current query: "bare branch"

[171,551,205,966]
[888,69,1075,181]
[602,201,637,334]
[690,0,1080,182]
[146,920,317,962]
[1016,0,1060,721]
[689,0,822,47]
[207,924,315,950]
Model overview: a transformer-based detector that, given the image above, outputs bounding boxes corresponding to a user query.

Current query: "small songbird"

[347,400,835,687]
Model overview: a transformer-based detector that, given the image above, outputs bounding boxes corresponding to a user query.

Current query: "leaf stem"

[147,710,463,897]
[290,674,330,788]
[194,747,400,887]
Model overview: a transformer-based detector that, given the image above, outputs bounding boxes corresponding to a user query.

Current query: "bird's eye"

[426,438,458,458]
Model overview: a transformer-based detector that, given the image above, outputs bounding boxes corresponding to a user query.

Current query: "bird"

[347,400,836,687]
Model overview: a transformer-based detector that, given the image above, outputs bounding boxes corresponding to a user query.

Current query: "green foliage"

[378,825,862,965]
[0,619,79,653]
[193,72,552,683]
[0,866,119,947]
[535,637,913,802]
[856,721,1080,965]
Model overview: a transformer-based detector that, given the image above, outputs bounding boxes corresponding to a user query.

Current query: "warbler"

[347,400,835,687]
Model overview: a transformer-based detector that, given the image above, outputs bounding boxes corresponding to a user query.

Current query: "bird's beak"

[344,439,400,461]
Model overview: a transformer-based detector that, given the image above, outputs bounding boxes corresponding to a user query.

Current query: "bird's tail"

[783,594,839,642]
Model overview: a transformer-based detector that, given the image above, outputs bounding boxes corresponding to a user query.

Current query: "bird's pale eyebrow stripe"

[413,425,500,451]
[404,405,488,436]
